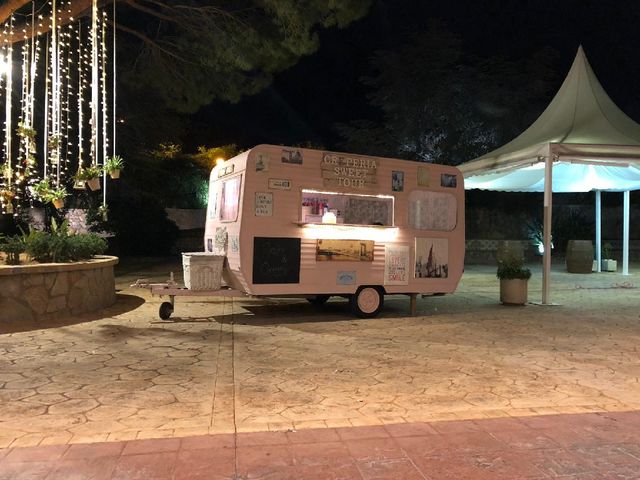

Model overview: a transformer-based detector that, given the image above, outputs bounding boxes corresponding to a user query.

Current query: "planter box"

[500,278,528,305]
[601,259,617,272]
[182,252,224,290]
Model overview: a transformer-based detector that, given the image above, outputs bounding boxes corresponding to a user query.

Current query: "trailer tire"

[159,302,174,320]
[350,286,384,318]
[307,295,330,306]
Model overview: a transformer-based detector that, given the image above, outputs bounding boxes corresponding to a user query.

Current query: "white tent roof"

[460,46,640,192]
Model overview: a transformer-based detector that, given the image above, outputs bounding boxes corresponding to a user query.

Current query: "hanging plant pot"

[105,156,124,179]
[52,198,65,209]
[87,178,101,191]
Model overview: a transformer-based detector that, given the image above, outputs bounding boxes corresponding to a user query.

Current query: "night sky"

[184,0,640,157]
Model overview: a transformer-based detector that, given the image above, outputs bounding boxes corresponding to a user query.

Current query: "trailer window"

[220,175,241,222]
[408,191,457,231]
[301,190,393,226]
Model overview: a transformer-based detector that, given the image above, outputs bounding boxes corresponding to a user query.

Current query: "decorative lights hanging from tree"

[0,0,117,218]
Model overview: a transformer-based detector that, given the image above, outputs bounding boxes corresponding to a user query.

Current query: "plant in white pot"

[601,242,617,272]
[497,255,532,305]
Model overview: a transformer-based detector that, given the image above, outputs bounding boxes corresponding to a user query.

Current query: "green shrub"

[497,255,532,280]
[0,235,25,265]
[19,220,109,263]
[68,234,107,260]
[50,236,74,262]
[23,229,53,262]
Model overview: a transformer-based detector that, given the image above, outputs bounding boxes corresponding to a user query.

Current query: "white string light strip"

[76,20,84,172]
[90,0,98,168]
[100,9,108,207]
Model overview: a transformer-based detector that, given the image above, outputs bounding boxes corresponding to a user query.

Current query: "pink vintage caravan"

[202,144,465,317]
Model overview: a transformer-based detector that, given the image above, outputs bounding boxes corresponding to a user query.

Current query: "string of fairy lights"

[0,0,116,217]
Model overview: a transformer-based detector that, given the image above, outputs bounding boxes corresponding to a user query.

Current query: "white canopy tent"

[459,46,640,304]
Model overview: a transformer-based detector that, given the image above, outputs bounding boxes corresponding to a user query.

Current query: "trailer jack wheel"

[159,302,174,320]
[350,286,384,318]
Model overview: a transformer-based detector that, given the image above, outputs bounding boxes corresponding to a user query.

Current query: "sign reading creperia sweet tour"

[321,152,378,189]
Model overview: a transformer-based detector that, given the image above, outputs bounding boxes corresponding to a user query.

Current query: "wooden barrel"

[566,240,594,273]
[497,240,524,264]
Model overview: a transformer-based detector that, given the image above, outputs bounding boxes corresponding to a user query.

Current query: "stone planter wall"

[0,256,118,322]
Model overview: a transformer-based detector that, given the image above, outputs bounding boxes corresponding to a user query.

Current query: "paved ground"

[1,258,639,478]
[1,411,640,479]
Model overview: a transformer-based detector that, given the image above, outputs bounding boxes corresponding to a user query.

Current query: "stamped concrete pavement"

[0,259,639,478]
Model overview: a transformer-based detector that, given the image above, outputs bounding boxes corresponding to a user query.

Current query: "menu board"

[252,237,301,284]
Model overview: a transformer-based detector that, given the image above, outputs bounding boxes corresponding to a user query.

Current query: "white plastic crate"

[182,252,225,290]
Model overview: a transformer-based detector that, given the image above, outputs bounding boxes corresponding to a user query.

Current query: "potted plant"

[16,122,36,141]
[32,178,52,200]
[104,155,124,179]
[601,242,617,272]
[44,186,68,210]
[0,188,15,203]
[98,204,109,221]
[497,255,532,305]
[31,179,68,209]
[75,166,102,191]
[0,188,15,213]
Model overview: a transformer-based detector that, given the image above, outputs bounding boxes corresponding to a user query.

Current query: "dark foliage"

[497,256,532,280]
[89,191,179,256]
[337,20,559,165]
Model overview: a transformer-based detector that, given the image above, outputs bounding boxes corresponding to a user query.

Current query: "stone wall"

[465,240,536,265]
[0,256,118,322]
[465,239,640,265]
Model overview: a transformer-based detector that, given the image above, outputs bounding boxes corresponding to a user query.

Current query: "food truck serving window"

[408,191,457,231]
[220,175,242,222]
[301,190,394,226]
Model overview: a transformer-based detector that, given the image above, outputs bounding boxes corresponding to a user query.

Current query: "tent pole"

[595,190,601,272]
[623,190,630,275]
[542,150,554,304]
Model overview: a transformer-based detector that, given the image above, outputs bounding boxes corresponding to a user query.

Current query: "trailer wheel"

[159,302,174,320]
[350,286,384,318]
[307,295,330,306]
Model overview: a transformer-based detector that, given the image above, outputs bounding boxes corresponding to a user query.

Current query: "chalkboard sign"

[253,237,301,284]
